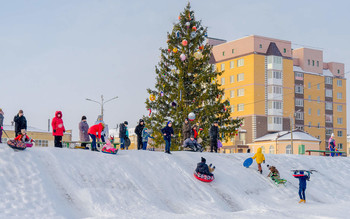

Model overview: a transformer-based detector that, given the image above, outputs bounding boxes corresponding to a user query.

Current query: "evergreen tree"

[144,3,242,150]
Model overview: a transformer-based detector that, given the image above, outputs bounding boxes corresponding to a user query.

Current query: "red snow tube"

[194,171,214,182]
[101,147,118,155]
[7,140,27,150]
[25,143,33,148]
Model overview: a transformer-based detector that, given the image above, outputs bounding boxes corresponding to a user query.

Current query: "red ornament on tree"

[182,40,188,46]
[192,26,197,31]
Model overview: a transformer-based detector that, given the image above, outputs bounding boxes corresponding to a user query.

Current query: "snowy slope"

[1,144,350,219]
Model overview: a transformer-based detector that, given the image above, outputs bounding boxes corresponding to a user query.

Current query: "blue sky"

[0,0,349,138]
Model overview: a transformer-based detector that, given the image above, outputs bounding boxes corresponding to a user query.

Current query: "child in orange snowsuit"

[252,147,265,174]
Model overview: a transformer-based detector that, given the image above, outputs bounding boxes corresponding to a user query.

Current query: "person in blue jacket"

[293,171,310,203]
[161,121,174,154]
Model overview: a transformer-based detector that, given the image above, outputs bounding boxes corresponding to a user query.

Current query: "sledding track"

[0,144,350,218]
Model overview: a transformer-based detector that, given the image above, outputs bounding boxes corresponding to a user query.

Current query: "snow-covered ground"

[1,144,350,219]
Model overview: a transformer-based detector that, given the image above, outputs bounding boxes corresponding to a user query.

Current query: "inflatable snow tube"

[7,140,26,150]
[25,143,33,148]
[194,171,214,182]
[101,147,118,155]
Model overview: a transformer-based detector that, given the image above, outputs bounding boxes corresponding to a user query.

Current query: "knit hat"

[201,157,206,163]
[124,121,128,125]
[331,133,334,138]
[214,121,218,124]
[82,116,87,121]
[167,121,172,126]
[139,119,144,123]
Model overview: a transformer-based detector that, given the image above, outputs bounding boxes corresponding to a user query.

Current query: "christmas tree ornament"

[194,51,203,60]
[148,108,152,116]
[173,48,178,53]
[149,94,156,101]
[192,26,197,31]
[199,45,204,50]
[188,112,196,121]
[182,39,188,46]
[167,49,171,53]
[171,101,177,107]
[160,91,164,97]
[176,31,181,38]
[178,16,181,20]
[185,22,190,28]
[180,53,186,61]
[191,32,196,38]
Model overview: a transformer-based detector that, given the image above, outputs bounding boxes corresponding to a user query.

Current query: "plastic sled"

[194,171,214,182]
[7,140,26,150]
[25,143,33,148]
[102,147,118,155]
[243,158,253,168]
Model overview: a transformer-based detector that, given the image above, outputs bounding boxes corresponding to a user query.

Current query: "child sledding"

[7,129,35,150]
[183,136,204,152]
[267,165,286,185]
[194,157,215,182]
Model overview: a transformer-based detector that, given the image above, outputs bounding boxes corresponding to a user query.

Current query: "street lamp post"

[290,109,301,155]
[86,95,118,120]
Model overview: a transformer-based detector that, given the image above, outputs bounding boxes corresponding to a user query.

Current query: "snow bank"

[0,144,349,219]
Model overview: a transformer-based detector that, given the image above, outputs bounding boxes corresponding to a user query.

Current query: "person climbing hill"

[252,147,265,174]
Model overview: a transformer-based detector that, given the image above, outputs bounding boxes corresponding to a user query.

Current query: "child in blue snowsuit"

[293,171,310,203]
[161,121,174,154]
[141,127,154,150]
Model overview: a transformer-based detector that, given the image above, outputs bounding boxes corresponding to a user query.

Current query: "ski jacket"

[79,121,90,142]
[183,138,201,149]
[252,148,265,164]
[191,128,198,139]
[51,111,65,136]
[88,123,104,139]
[119,123,128,139]
[328,138,336,150]
[141,127,153,142]
[182,122,191,140]
[0,113,4,127]
[14,134,33,142]
[209,125,219,140]
[135,123,145,138]
[161,125,174,141]
[14,114,27,134]
[294,173,310,189]
[195,162,212,176]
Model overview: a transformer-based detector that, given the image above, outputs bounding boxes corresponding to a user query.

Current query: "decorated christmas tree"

[144,3,242,150]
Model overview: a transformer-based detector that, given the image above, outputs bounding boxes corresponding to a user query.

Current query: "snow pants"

[165,139,171,152]
[54,136,63,148]
[137,136,143,150]
[299,187,306,200]
[142,141,148,150]
[210,139,217,153]
[89,134,97,150]
[330,147,335,157]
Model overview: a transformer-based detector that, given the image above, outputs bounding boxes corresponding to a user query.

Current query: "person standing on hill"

[252,147,265,174]
[79,116,89,149]
[182,118,191,142]
[14,110,27,137]
[51,111,65,148]
[88,123,105,152]
[293,171,310,203]
[209,121,219,153]
[328,133,336,157]
[0,108,4,143]
[135,119,145,150]
[161,121,174,154]
[119,121,129,150]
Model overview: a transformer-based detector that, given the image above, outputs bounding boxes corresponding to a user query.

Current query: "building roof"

[3,125,49,133]
[254,130,321,142]
[266,42,282,56]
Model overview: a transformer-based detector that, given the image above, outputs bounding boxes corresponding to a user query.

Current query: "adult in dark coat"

[79,116,89,148]
[14,110,27,137]
[161,121,174,154]
[209,121,219,153]
[119,121,128,150]
[182,118,191,142]
[135,119,145,150]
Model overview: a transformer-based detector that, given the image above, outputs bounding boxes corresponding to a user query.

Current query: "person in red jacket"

[88,123,105,152]
[52,111,65,148]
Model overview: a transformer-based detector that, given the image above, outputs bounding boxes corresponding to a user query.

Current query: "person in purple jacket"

[293,171,310,203]
[79,116,89,149]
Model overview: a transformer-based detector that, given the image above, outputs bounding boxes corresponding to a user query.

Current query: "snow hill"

[1,144,350,219]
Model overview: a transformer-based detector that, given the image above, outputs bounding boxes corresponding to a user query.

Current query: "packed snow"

[1,144,350,219]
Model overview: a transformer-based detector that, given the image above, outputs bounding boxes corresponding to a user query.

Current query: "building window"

[237,73,244,82]
[308,82,311,89]
[325,102,333,110]
[230,75,235,84]
[325,89,333,98]
[308,108,311,115]
[269,145,274,154]
[274,71,282,79]
[230,105,234,112]
[308,122,311,128]
[268,101,282,109]
[283,48,286,53]
[35,140,49,147]
[337,130,343,137]
[317,123,320,128]
[259,44,262,48]
[337,92,342,99]
[308,59,310,65]
[221,77,225,85]
[237,59,244,67]
[296,112,304,120]
[317,61,319,67]
[308,95,311,102]
[268,116,282,124]
[295,85,303,94]
[337,105,343,112]
[317,109,320,116]
[237,104,244,111]
[295,98,304,107]
[326,129,333,135]
[337,118,343,124]
[232,49,234,54]
[337,69,340,74]
[337,80,342,87]
[312,60,315,66]
[296,125,304,131]
[317,84,320,90]
[221,63,225,71]
[317,96,320,103]
[325,77,332,85]
[325,114,333,123]
[286,145,292,154]
[230,90,234,98]
[237,88,244,97]
[295,72,303,80]
[274,56,282,64]
[222,51,225,56]
[230,61,234,69]
[338,143,343,150]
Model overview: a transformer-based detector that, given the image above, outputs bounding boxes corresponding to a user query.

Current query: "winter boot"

[259,170,262,174]
[298,199,304,203]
